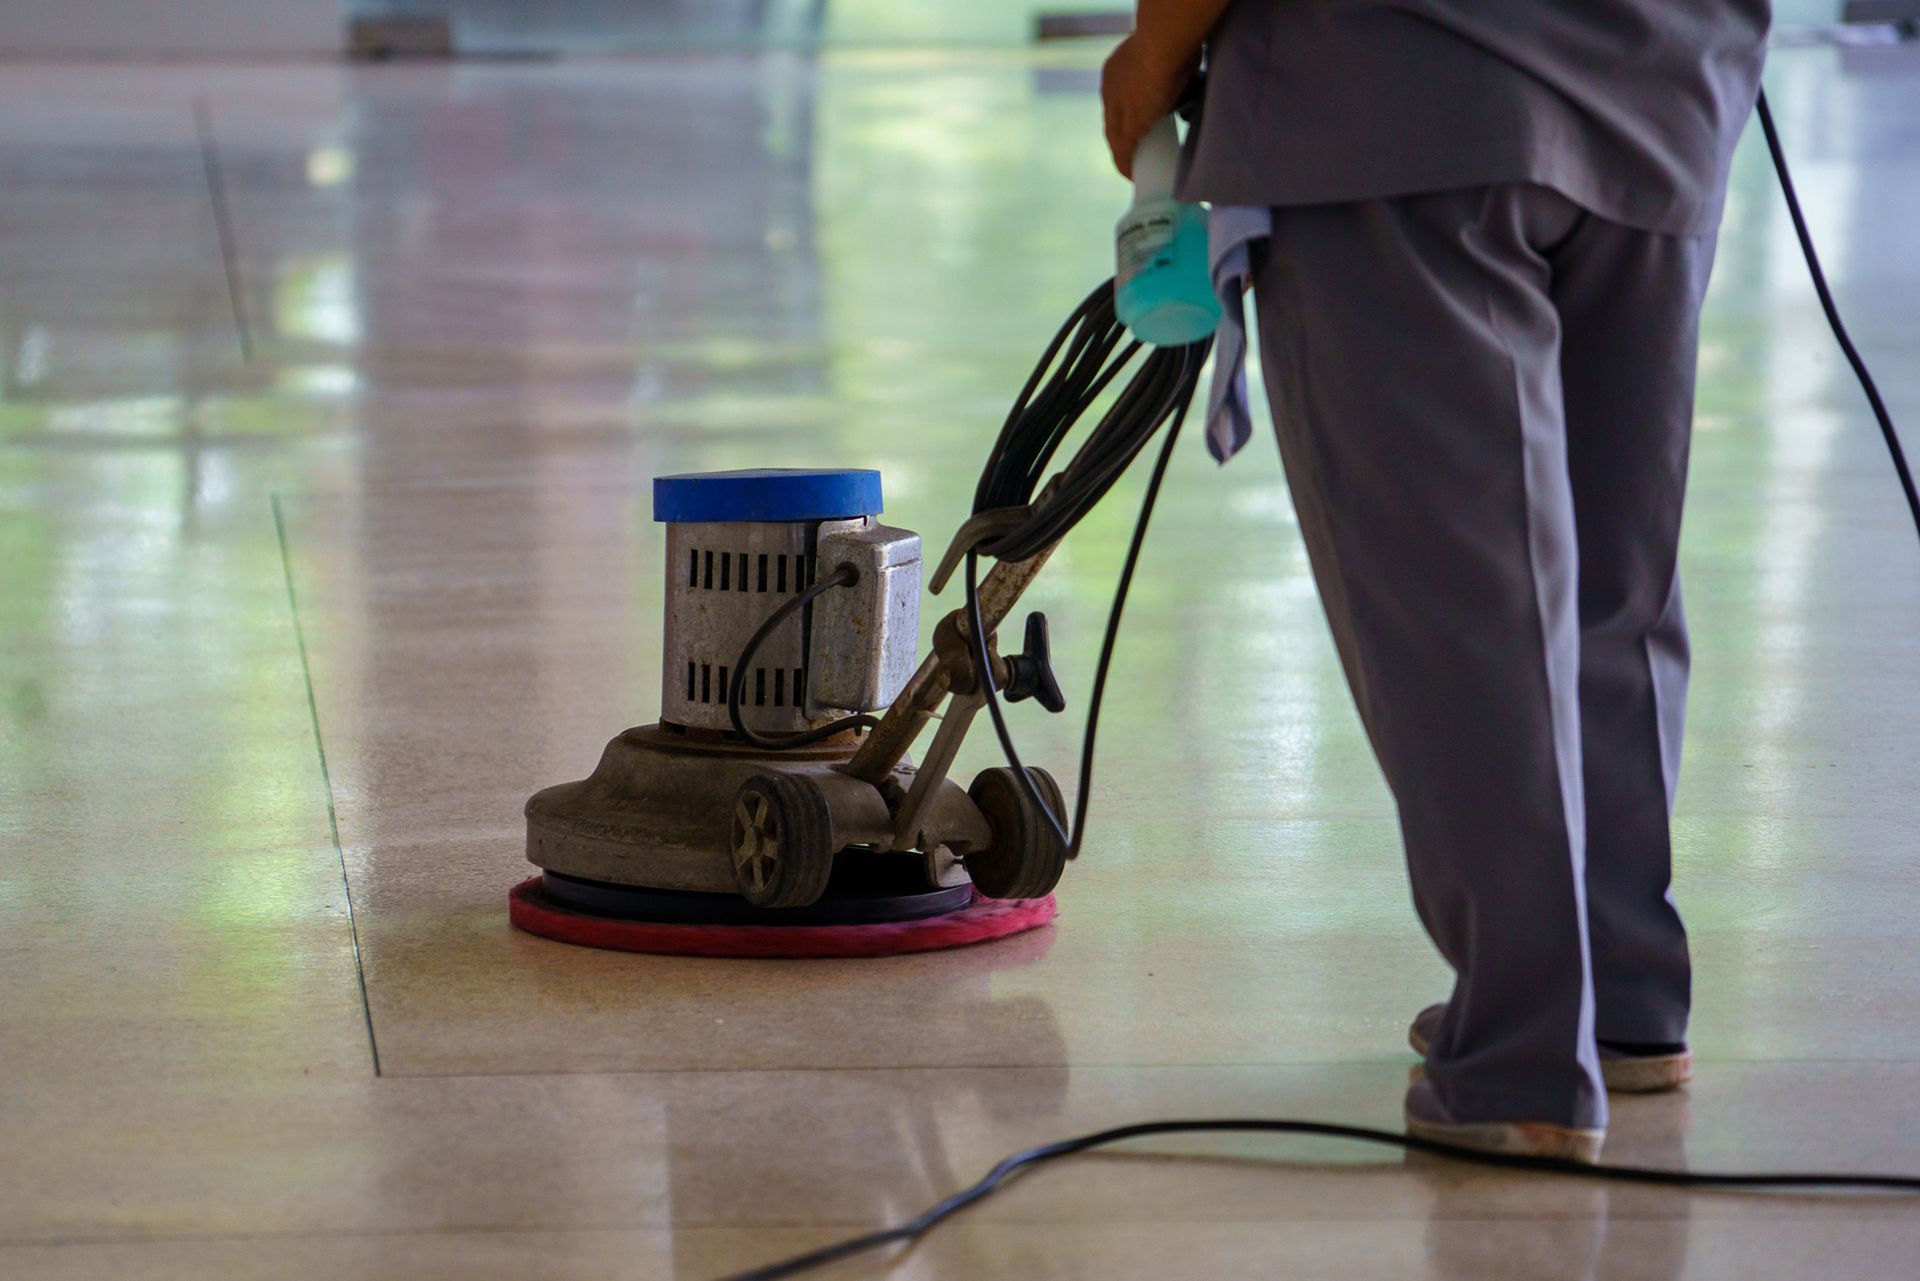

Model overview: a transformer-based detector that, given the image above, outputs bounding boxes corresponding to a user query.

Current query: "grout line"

[0,1202,1894,1253]
[371,1055,1920,1082]
[273,492,383,1077]
[376,1061,1405,1081]
[192,94,254,364]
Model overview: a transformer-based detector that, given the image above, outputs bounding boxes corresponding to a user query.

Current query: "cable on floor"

[718,1117,1920,1281]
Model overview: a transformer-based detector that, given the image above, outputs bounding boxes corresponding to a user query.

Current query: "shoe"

[1408,1003,1691,1094]
[1404,1078,1605,1164]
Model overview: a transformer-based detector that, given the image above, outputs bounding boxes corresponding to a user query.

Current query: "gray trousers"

[1252,185,1715,1129]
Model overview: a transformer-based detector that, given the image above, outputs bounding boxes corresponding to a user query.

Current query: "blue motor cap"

[652,468,884,524]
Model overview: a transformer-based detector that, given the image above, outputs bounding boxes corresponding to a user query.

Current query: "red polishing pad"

[508,876,1057,959]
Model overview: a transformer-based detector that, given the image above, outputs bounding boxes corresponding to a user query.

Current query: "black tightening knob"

[1002,611,1066,714]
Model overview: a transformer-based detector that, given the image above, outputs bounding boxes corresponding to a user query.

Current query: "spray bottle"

[1114,115,1220,347]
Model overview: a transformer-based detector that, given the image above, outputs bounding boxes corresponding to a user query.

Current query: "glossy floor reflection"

[5,42,1920,1281]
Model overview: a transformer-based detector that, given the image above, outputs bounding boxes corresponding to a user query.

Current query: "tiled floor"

[5,39,1920,1281]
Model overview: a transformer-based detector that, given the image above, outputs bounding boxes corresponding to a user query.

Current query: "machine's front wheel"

[729,774,836,908]
[964,766,1067,900]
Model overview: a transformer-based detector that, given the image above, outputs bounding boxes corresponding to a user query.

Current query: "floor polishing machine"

[510,114,1220,957]
[511,464,1084,954]
[509,298,1210,958]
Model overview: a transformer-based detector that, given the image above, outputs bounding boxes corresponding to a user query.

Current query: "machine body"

[523,468,1069,917]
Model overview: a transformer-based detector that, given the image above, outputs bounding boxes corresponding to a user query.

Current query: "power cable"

[719,1117,1920,1281]
[1755,87,1920,542]
[727,564,879,750]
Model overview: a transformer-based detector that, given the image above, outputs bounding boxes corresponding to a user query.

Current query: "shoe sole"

[1598,1049,1692,1093]
[1408,1027,1691,1095]
[1405,1114,1605,1164]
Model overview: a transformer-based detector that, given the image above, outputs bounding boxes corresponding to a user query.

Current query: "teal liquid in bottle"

[1114,116,1220,347]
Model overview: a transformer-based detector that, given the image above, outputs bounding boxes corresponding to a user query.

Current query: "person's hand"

[1101,31,1199,180]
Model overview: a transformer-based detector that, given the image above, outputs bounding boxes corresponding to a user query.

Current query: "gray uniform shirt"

[1178,0,1772,236]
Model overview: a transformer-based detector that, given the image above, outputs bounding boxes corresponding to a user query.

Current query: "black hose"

[1756,87,1920,544]
[955,277,1211,852]
[718,1114,1920,1281]
[726,564,878,750]
[969,279,1206,563]
[966,340,1203,855]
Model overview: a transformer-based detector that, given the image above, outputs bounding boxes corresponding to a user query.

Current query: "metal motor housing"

[654,469,921,736]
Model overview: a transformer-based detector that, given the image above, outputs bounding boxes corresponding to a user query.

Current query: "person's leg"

[1551,218,1718,1049]
[1253,185,1605,1132]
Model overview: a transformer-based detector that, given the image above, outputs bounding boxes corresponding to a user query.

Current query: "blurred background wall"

[0,0,341,55]
[0,1,1865,60]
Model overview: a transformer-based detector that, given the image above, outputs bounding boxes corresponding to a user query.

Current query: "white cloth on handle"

[1203,203,1271,463]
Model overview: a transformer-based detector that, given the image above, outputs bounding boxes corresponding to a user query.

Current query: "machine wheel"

[729,774,836,909]
[964,766,1067,900]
